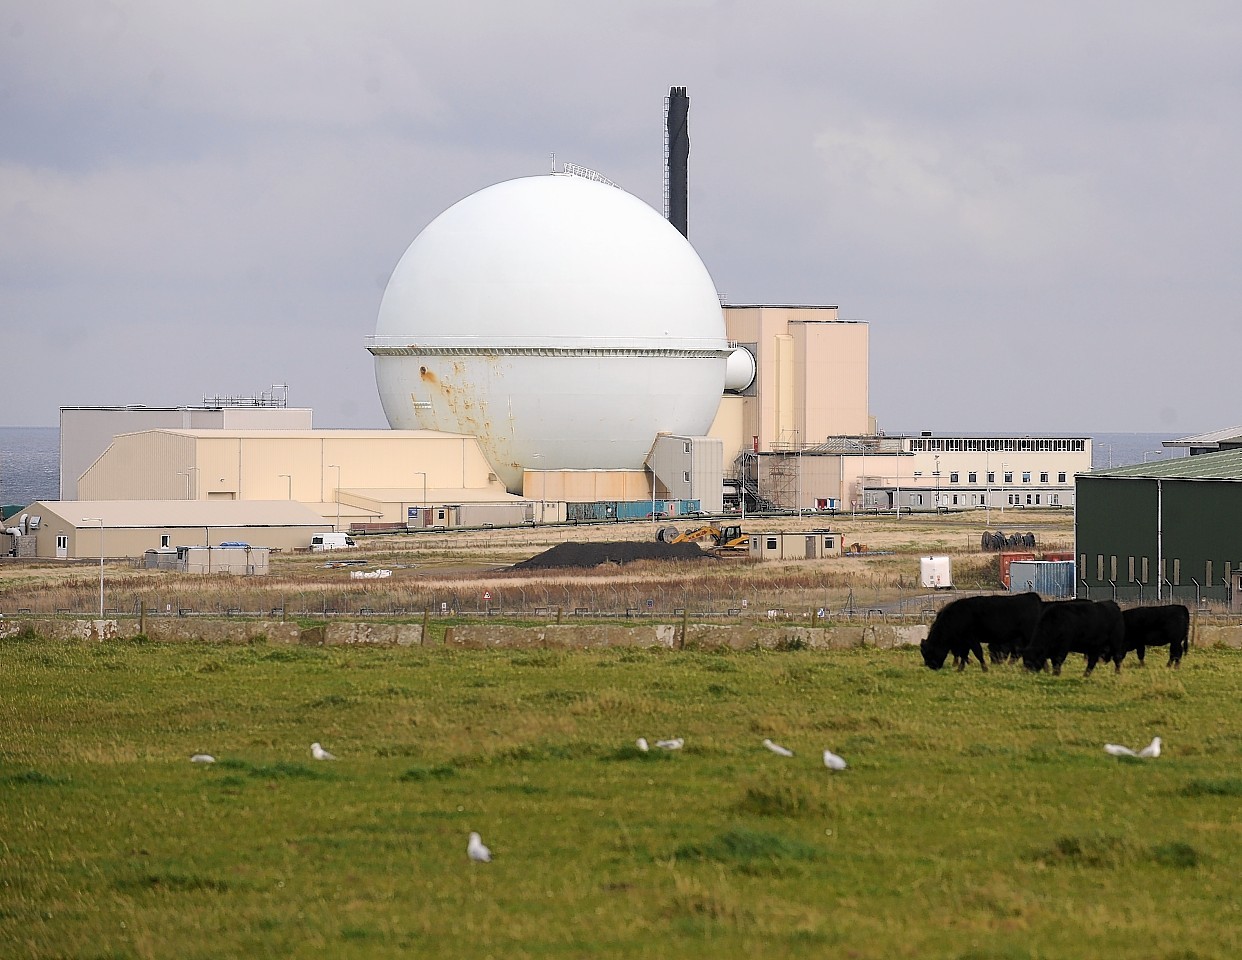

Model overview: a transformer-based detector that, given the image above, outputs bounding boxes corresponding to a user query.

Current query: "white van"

[310,532,357,551]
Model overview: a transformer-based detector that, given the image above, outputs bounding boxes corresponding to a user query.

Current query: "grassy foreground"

[2,638,1240,959]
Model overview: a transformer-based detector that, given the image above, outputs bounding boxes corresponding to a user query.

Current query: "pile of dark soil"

[513,540,709,570]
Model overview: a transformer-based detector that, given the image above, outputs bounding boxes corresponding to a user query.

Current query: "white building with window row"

[754,433,1091,513]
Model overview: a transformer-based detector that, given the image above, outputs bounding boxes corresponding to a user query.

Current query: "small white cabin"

[920,555,953,589]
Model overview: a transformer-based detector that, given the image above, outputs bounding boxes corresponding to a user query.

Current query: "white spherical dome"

[370,174,728,492]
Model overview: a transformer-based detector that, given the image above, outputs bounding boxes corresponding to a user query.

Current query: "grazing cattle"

[922,592,1044,672]
[1121,604,1191,668]
[1024,599,1126,676]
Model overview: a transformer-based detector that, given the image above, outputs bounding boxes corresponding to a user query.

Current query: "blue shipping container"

[565,500,701,522]
[1008,560,1076,598]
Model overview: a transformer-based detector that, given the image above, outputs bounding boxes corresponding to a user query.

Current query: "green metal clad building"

[1075,449,1242,605]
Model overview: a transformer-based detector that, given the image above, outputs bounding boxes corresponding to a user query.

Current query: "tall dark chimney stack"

[666,86,689,238]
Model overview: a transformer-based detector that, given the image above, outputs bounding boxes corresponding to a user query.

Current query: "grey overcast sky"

[2,1,1238,434]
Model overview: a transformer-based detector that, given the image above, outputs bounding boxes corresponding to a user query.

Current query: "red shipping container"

[999,551,1037,589]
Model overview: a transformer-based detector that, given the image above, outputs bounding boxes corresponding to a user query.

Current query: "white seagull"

[635,737,649,752]
[654,738,684,750]
[823,749,848,771]
[310,742,337,761]
[190,754,216,764]
[467,831,493,863]
[762,738,794,757]
[1104,737,1162,759]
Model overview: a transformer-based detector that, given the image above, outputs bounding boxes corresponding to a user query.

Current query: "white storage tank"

[920,555,953,589]
[369,172,730,493]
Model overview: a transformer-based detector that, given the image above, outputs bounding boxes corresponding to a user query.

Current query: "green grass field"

[2,636,1240,959]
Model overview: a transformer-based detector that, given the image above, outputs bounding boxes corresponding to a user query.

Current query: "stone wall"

[1,615,1239,651]
[0,617,420,646]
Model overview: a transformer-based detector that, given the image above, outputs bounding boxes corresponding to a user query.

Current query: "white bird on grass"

[635,737,649,752]
[654,738,684,750]
[468,831,493,863]
[1104,736,1162,759]
[190,754,216,764]
[310,742,337,761]
[823,749,848,771]
[762,738,794,757]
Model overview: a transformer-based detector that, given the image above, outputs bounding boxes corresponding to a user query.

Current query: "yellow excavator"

[655,523,749,553]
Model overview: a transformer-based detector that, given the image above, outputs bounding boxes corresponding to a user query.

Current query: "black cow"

[1120,604,1191,668]
[922,592,1044,672]
[1023,599,1126,676]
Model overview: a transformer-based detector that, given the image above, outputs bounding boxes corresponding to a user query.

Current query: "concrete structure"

[369,171,733,494]
[748,433,1090,514]
[749,530,842,561]
[520,468,650,515]
[1076,449,1242,605]
[60,395,311,499]
[710,305,870,473]
[76,429,518,530]
[2,500,330,560]
[647,435,724,514]
[144,545,271,575]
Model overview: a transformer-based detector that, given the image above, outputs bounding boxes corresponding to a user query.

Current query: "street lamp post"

[529,453,544,524]
[412,472,427,528]
[82,517,104,616]
[1001,461,1008,515]
[740,451,746,523]
[934,455,941,513]
[985,447,991,526]
[796,443,802,520]
[861,441,865,514]
[328,464,341,532]
[280,474,292,500]
[895,441,901,519]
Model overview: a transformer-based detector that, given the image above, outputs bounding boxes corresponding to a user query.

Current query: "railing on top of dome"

[558,162,620,188]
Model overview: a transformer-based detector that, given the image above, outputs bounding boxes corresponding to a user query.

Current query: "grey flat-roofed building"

[1162,425,1242,456]
[60,402,313,499]
[2,500,331,560]
[1075,449,1242,605]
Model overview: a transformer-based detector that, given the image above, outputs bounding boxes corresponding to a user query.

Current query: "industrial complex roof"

[344,487,522,503]
[722,304,841,311]
[116,429,475,440]
[1163,425,1242,449]
[26,500,331,528]
[1085,448,1242,481]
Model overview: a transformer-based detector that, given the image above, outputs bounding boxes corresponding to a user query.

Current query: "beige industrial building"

[46,308,1088,525]
[2,500,330,561]
[59,394,311,499]
[519,433,725,515]
[76,428,523,531]
[710,305,870,469]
